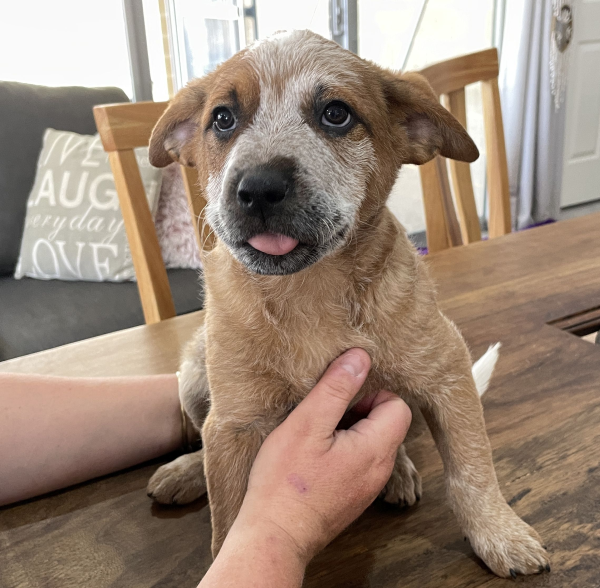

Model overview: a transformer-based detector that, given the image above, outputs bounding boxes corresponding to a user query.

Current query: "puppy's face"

[150,30,478,275]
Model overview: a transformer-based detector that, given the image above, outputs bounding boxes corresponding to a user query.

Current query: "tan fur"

[148,31,548,578]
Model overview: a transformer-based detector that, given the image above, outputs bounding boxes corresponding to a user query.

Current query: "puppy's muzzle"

[218,157,348,275]
[236,165,293,220]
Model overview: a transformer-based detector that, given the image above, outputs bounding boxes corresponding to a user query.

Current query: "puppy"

[147,30,549,578]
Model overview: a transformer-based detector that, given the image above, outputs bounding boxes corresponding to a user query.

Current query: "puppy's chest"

[207,298,398,410]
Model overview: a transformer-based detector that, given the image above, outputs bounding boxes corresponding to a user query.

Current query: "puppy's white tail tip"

[472,343,501,397]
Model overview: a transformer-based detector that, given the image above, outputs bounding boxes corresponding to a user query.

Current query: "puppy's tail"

[472,343,501,397]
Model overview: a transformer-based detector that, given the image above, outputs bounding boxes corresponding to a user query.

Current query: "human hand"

[231,348,412,565]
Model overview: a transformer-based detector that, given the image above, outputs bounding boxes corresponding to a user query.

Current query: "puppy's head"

[150,30,478,275]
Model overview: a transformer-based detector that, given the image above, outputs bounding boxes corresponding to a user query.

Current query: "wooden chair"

[94,101,214,324]
[418,48,511,253]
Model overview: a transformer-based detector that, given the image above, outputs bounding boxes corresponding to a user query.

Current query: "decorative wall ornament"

[550,1,573,110]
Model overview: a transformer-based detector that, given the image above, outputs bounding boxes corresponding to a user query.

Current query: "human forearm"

[0,373,180,505]
[198,517,305,588]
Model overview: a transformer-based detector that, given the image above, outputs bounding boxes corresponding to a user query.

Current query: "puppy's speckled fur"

[147,31,548,578]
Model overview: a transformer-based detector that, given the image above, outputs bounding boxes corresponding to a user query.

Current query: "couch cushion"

[0,82,129,276]
[0,269,203,362]
[14,129,161,283]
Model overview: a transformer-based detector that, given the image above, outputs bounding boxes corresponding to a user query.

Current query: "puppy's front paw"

[382,448,422,507]
[468,508,550,578]
[147,450,206,505]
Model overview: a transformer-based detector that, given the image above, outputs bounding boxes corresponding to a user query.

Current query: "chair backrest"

[418,48,511,253]
[94,101,214,324]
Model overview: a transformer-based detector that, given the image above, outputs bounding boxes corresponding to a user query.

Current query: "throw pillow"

[14,129,161,282]
[155,163,202,270]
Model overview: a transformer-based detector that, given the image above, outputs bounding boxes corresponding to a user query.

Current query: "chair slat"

[420,160,451,253]
[443,89,482,244]
[482,78,512,237]
[435,156,463,248]
[108,150,176,323]
[420,157,463,253]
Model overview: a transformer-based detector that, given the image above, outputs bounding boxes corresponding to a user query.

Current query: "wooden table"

[1,214,599,587]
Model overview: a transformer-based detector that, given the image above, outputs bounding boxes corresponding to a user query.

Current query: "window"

[147,0,495,238]
[158,0,331,93]
[0,0,132,97]
[359,0,496,235]
[254,0,330,40]
[167,0,245,89]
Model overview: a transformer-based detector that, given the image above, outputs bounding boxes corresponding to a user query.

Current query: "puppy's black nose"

[237,167,291,218]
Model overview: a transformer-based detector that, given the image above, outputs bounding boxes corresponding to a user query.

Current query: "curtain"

[497,0,567,229]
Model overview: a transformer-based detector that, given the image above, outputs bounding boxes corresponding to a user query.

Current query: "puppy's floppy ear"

[383,71,479,165]
[149,81,207,168]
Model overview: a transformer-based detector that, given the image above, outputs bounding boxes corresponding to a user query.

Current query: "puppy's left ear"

[383,71,479,165]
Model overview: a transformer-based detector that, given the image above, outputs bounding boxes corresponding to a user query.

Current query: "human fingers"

[349,391,412,451]
[348,391,383,417]
[289,349,371,436]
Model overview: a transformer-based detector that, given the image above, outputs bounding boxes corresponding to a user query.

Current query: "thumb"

[350,390,412,452]
[289,349,371,436]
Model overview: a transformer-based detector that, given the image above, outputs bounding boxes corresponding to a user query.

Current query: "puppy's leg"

[418,336,549,577]
[382,445,422,507]
[178,323,210,430]
[147,450,206,504]
[202,411,273,558]
[148,324,210,504]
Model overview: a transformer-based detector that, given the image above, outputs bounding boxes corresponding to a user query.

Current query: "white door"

[561,0,600,207]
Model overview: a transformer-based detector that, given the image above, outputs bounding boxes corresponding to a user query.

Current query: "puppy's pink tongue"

[247,233,299,255]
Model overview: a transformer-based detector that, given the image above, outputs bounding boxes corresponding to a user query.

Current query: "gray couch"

[0,81,203,361]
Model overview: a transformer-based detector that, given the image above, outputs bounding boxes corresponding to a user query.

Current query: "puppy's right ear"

[149,82,207,168]
[382,71,479,165]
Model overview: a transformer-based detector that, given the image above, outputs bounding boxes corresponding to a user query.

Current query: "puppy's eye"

[213,107,236,132]
[321,101,351,127]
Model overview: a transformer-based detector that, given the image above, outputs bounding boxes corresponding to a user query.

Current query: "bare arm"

[0,373,181,506]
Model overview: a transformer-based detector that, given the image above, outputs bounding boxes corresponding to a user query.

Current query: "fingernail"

[339,350,366,377]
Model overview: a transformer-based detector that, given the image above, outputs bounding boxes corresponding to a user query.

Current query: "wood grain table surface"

[1,213,599,587]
